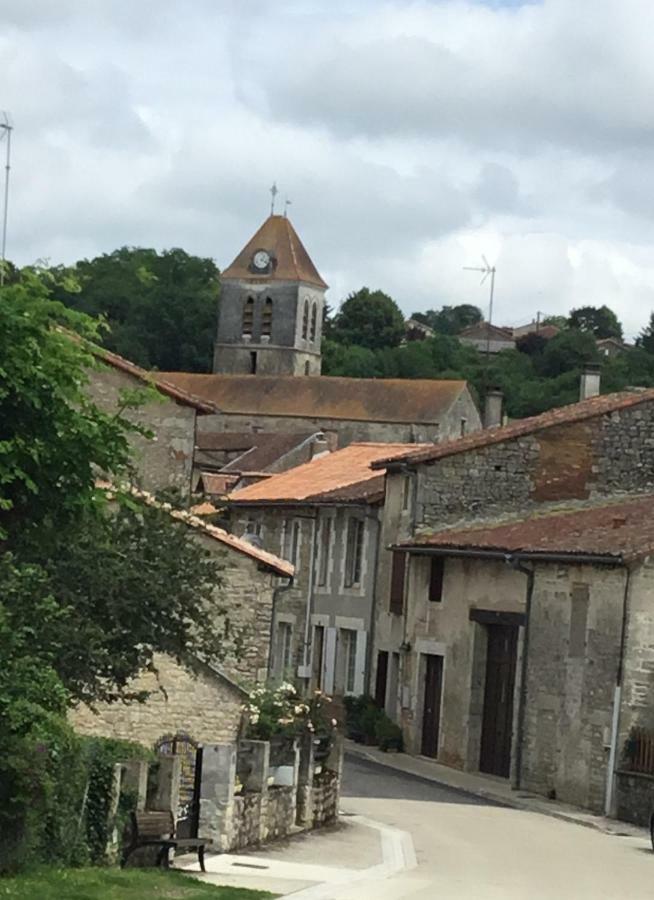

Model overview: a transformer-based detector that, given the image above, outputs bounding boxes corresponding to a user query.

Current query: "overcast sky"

[2,0,654,337]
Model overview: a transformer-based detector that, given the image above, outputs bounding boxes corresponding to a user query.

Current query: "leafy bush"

[81,737,152,864]
[344,695,404,752]
[244,684,337,742]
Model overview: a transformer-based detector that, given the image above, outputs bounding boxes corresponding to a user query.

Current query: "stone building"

[86,347,218,502]
[225,443,425,698]
[391,495,654,819]
[157,372,482,447]
[458,321,515,354]
[70,490,294,747]
[214,214,327,377]
[369,384,654,817]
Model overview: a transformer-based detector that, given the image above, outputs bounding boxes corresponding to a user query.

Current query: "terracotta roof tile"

[373,389,654,468]
[157,374,470,425]
[92,345,217,413]
[197,473,240,495]
[98,482,293,576]
[222,215,327,289]
[402,494,654,563]
[228,443,429,505]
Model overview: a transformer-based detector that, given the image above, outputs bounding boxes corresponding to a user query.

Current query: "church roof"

[221,214,328,289]
[156,373,471,425]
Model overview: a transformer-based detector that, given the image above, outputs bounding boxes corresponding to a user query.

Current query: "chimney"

[310,433,330,459]
[484,388,504,429]
[579,363,601,402]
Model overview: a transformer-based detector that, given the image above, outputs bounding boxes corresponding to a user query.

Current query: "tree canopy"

[49,247,220,372]
[1,273,228,706]
[411,304,482,335]
[568,305,623,339]
[329,287,405,350]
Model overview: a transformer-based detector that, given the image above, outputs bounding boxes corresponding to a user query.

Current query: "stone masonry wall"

[70,537,276,746]
[70,653,245,746]
[87,365,196,502]
[522,563,626,812]
[416,402,654,528]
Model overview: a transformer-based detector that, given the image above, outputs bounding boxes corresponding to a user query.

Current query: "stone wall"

[265,787,296,841]
[312,770,339,827]
[521,563,626,812]
[86,364,197,502]
[70,536,276,746]
[416,401,654,528]
[232,794,263,849]
[70,653,245,746]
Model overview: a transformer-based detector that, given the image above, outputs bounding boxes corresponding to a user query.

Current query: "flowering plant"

[244,683,337,742]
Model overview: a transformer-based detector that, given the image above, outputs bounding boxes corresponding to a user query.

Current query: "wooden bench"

[120,810,213,872]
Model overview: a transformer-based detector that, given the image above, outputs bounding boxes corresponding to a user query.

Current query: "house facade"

[370,385,654,817]
[226,443,425,700]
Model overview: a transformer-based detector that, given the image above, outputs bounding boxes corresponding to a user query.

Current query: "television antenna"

[0,112,12,287]
[463,255,496,359]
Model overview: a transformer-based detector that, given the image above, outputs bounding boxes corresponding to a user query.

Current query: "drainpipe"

[506,554,535,792]
[301,513,319,683]
[268,574,294,679]
[364,512,382,696]
[604,565,632,817]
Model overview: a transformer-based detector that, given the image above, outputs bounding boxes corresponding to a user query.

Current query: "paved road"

[341,755,654,899]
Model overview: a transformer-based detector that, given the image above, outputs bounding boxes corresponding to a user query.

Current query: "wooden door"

[480,625,518,778]
[374,651,389,708]
[421,655,443,758]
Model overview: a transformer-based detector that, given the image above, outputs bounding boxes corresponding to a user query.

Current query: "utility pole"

[463,255,497,360]
[0,112,12,287]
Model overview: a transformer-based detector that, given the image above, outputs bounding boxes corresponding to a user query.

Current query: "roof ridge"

[374,388,654,468]
[97,481,294,576]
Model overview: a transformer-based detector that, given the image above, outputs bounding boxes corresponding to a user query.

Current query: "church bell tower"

[213,213,328,376]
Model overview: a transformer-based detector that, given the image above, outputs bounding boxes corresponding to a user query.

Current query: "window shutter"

[353,630,368,695]
[389,552,406,615]
[323,627,338,694]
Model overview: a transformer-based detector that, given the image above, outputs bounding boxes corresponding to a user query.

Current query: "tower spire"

[269,182,278,216]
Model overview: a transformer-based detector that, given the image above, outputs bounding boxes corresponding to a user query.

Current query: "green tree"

[0,274,227,703]
[636,312,654,354]
[568,305,623,339]
[49,247,220,372]
[331,288,405,350]
[412,304,483,335]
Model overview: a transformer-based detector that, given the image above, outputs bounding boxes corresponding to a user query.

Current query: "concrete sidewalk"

[346,740,648,840]
[179,814,415,897]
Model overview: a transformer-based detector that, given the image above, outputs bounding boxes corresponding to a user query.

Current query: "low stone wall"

[265,786,296,841]
[615,770,654,827]
[231,793,262,850]
[312,770,339,828]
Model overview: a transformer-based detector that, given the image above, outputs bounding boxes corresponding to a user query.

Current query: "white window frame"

[344,517,365,588]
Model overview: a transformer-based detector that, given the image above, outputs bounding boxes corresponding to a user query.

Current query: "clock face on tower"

[253,249,271,270]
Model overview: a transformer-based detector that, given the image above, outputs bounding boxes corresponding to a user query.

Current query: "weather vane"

[270,182,278,216]
[284,197,292,218]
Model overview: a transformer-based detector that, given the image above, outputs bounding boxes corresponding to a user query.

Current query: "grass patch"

[0,867,276,900]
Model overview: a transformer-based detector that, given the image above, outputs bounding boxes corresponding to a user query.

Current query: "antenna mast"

[463,255,497,360]
[0,112,12,287]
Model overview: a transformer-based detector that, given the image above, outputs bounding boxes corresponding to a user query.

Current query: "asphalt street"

[341,755,654,899]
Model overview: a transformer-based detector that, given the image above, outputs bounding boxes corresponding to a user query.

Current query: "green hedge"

[0,720,149,874]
